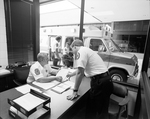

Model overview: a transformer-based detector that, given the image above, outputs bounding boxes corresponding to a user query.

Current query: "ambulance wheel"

[110,69,127,82]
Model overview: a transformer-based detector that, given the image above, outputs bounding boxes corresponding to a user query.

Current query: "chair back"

[13,66,30,85]
[112,83,128,98]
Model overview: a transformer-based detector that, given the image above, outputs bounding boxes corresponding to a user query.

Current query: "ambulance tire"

[110,69,127,82]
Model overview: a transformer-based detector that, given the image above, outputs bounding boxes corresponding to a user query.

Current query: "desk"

[0,70,15,92]
[0,77,91,119]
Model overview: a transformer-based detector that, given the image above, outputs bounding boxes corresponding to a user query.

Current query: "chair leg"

[121,105,128,119]
[116,106,122,119]
[126,105,128,119]
[116,105,128,119]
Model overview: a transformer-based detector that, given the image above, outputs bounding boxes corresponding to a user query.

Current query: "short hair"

[62,54,73,67]
[71,39,84,48]
[37,52,48,62]
[56,36,62,41]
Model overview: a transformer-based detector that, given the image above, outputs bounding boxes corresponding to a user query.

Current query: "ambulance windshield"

[104,39,123,52]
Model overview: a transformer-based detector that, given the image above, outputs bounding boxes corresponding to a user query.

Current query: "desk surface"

[0,77,91,119]
[0,69,13,78]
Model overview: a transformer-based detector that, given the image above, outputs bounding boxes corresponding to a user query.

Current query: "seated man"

[27,52,62,83]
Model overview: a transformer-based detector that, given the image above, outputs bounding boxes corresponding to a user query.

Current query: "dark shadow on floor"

[71,106,130,119]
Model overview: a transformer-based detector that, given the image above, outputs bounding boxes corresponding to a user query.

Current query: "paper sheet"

[51,81,74,94]
[63,81,75,89]
[57,83,71,89]
[56,68,69,82]
[14,93,45,111]
[51,85,70,94]
[32,80,60,90]
[15,84,41,94]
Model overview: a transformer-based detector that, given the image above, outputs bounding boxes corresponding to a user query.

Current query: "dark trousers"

[85,72,113,119]
[51,52,59,66]
[53,58,60,66]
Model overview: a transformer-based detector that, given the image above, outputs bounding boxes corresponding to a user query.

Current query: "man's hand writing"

[56,76,62,82]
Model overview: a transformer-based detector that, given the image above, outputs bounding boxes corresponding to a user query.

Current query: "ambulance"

[40,25,139,82]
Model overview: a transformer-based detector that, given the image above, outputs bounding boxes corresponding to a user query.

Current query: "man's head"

[71,39,84,53]
[56,36,62,42]
[62,54,73,67]
[37,52,49,66]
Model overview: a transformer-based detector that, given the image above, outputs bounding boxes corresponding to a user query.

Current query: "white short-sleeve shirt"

[51,40,58,52]
[51,40,61,58]
[27,61,52,83]
[52,40,61,52]
[75,47,108,77]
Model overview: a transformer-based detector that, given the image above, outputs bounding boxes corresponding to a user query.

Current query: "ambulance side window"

[90,39,106,52]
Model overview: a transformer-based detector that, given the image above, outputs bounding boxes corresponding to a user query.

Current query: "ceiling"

[38,0,150,27]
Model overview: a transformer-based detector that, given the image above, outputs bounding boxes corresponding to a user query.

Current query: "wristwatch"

[73,89,78,92]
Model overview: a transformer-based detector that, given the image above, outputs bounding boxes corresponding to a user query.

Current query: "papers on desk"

[63,80,75,89]
[13,93,45,111]
[32,80,60,90]
[51,68,75,94]
[15,84,41,94]
[51,81,74,94]
[32,68,73,91]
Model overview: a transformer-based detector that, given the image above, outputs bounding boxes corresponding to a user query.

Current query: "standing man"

[27,52,62,83]
[52,36,62,66]
[67,40,113,119]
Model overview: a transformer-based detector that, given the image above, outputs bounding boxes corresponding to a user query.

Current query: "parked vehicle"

[84,37,139,82]
[40,25,139,82]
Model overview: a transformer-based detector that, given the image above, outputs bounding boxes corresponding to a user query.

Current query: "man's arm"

[73,67,85,91]
[67,69,77,77]
[67,67,84,100]
[50,68,59,76]
[36,76,62,83]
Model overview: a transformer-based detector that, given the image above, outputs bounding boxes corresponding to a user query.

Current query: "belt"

[91,71,109,79]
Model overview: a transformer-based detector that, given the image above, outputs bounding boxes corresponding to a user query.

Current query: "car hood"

[111,52,134,59]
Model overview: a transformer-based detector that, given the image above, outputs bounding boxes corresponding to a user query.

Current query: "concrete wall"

[0,0,8,68]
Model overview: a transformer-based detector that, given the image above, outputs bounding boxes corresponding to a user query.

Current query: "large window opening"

[115,35,146,53]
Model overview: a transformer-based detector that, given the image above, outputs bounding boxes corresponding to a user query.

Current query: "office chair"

[109,83,130,119]
[13,66,30,86]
